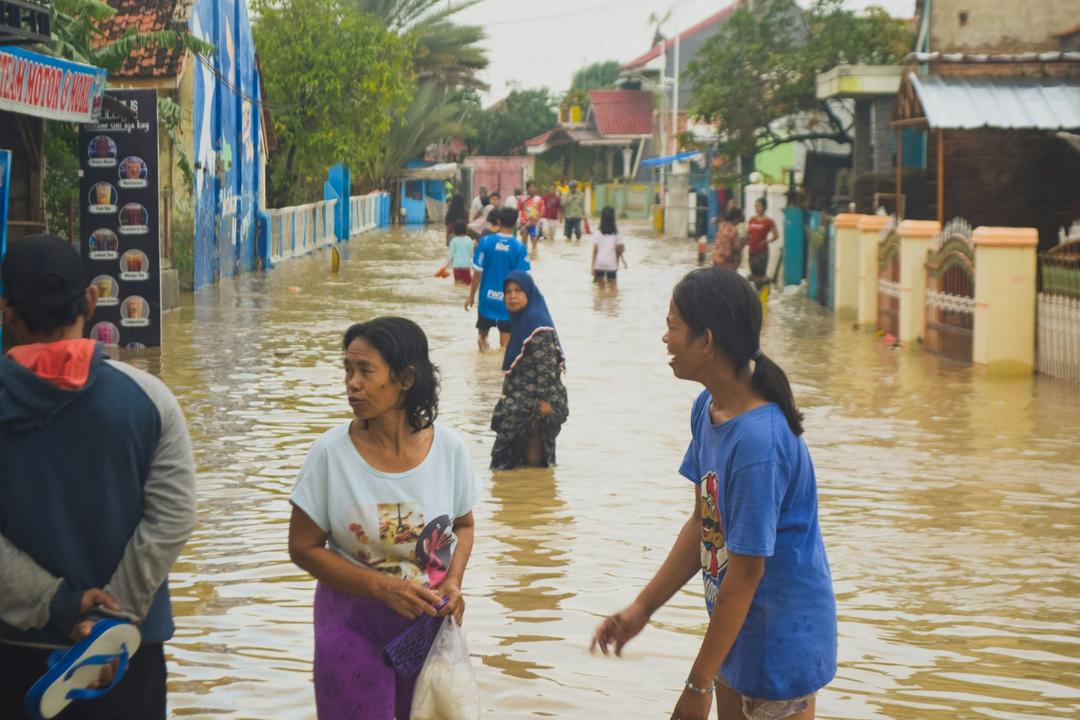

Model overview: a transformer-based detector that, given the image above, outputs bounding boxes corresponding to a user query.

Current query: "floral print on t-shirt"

[347,503,453,586]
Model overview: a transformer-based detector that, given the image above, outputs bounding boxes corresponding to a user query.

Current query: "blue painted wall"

[189,0,263,289]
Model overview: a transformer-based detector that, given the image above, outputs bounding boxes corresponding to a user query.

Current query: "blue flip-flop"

[24,619,141,720]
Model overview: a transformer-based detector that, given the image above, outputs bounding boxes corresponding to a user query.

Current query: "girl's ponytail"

[750,352,804,436]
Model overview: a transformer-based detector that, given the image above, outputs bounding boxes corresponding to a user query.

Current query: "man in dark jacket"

[0,235,196,719]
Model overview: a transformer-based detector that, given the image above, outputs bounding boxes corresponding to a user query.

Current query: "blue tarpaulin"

[640,151,704,168]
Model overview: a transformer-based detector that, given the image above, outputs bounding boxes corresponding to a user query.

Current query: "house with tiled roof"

[619,4,740,114]
[100,0,269,290]
[525,89,655,181]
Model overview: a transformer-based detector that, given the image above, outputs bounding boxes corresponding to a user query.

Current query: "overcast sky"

[454,0,917,103]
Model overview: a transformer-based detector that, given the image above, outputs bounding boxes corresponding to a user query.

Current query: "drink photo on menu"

[89,183,117,214]
[88,228,119,259]
[87,135,117,167]
[119,250,150,281]
[90,321,120,346]
[91,275,120,306]
[118,156,148,188]
[119,296,151,327]
[118,203,149,235]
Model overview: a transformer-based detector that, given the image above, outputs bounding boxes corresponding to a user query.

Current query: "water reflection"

[154,225,1080,719]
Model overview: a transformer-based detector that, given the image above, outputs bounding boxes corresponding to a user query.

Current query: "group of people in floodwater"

[285,196,836,720]
[0,203,831,720]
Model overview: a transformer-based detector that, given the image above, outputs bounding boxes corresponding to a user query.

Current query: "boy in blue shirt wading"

[465,207,531,352]
[591,267,836,720]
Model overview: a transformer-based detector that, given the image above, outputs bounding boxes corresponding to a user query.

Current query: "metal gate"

[1037,221,1080,382]
[925,218,975,363]
[877,223,901,336]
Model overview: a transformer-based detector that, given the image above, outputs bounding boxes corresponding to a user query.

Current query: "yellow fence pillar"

[857,215,890,327]
[898,219,940,345]
[833,214,863,319]
[973,226,1038,373]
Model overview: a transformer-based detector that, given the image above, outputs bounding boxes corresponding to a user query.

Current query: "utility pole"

[671,9,680,155]
[659,41,667,157]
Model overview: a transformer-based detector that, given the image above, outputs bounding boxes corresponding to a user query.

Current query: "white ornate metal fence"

[267,199,337,265]
[265,192,385,266]
[1037,222,1080,382]
[350,193,381,237]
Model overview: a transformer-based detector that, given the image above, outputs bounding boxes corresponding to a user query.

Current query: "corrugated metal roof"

[910,74,1080,130]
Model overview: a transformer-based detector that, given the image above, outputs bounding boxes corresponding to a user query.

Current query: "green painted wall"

[754,143,796,183]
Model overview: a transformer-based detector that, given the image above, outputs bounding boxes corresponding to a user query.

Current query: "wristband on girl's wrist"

[684,678,713,695]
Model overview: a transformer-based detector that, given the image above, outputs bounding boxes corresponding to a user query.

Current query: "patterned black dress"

[490,331,569,470]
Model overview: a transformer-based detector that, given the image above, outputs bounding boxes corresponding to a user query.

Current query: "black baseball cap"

[1,234,88,308]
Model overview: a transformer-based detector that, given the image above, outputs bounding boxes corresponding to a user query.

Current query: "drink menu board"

[79,89,161,349]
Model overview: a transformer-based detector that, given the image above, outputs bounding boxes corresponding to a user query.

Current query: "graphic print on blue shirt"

[699,470,727,611]
[473,233,530,322]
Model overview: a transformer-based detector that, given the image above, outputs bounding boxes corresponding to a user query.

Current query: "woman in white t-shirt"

[591,206,627,289]
[289,317,480,719]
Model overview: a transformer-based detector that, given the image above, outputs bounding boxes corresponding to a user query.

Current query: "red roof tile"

[589,90,654,137]
[621,3,738,70]
[525,130,554,147]
[94,0,189,79]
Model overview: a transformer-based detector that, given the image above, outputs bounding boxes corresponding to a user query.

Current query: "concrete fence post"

[973,226,1038,373]
[857,215,890,327]
[833,213,863,319]
[897,219,940,345]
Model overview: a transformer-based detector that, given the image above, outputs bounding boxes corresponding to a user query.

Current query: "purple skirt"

[313,582,418,720]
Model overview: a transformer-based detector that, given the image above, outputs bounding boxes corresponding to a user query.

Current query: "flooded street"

[140,224,1080,719]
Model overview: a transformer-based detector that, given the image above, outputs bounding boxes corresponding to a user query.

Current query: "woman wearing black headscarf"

[490,271,569,470]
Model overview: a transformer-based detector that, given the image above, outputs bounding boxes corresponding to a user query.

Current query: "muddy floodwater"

[133,224,1079,718]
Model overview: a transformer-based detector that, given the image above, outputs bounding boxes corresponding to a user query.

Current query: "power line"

[481,0,656,27]
[195,53,298,113]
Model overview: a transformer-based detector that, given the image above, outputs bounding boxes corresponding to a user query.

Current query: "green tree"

[348,0,487,90]
[686,0,911,157]
[571,60,621,90]
[469,88,558,156]
[253,0,414,205]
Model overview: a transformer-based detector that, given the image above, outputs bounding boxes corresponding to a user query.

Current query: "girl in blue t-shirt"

[591,267,837,720]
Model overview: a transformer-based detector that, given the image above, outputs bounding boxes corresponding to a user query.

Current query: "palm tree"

[349,0,489,188]
[362,83,469,189]
[349,0,488,91]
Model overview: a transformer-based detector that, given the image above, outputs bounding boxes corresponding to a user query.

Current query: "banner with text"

[0,47,106,123]
[80,89,161,349]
